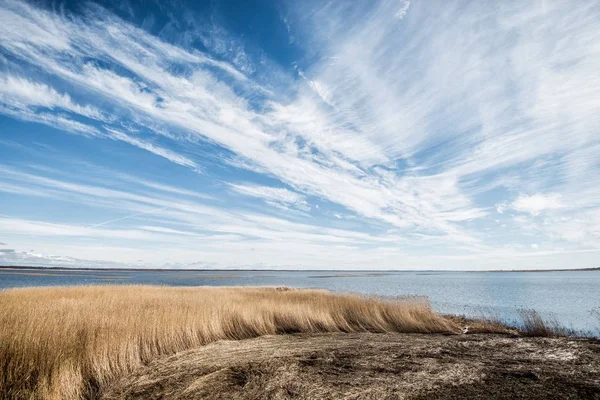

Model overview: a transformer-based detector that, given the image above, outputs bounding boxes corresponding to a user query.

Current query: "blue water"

[1,268,599,335]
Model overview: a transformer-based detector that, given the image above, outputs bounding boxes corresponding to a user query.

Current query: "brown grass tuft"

[0,285,458,399]
[591,308,600,325]
[445,315,518,335]
[518,309,568,337]
[448,310,574,337]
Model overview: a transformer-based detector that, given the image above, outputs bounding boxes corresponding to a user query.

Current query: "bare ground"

[104,333,600,400]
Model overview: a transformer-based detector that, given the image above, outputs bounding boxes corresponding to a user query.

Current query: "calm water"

[1,268,599,335]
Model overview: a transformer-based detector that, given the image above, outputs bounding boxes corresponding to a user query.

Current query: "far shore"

[0,265,599,273]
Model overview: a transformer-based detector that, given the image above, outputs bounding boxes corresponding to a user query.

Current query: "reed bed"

[0,285,458,399]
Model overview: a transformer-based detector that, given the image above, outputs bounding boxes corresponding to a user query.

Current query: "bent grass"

[0,285,457,399]
[519,309,570,337]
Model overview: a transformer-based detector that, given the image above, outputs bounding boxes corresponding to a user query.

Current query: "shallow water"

[1,268,598,334]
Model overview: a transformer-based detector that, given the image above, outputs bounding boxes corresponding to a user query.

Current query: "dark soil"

[104,333,600,400]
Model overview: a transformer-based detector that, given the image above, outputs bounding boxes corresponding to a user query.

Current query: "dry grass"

[518,309,569,337]
[446,315,518,335]
[449,309,574,337]
[0,285,458,399]
[591,308,600,333]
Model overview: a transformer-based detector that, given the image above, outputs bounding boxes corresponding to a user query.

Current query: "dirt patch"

[104,333,600,399]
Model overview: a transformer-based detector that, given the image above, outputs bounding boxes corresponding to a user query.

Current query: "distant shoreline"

[0,265,598,273]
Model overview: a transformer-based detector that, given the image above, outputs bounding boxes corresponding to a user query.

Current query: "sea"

[1,268,598,335]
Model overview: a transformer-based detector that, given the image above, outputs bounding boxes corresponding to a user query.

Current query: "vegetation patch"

[0,285,456,399]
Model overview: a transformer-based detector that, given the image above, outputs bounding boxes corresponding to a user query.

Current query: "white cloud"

[229,183,311,212]
[0,104,100,136]
[511,194,563,216]
[496,203,506,214]
[106,129,200,170]
[0,75,105,120]
[394,1,410,20]
[0,247,141,269]
[544,210,600,246]
[0,166,403,249]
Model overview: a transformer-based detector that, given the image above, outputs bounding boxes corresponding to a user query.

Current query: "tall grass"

[450,309,576,337]
[591,308,600,328]
[0,285,457,399]
[518,309,568,337]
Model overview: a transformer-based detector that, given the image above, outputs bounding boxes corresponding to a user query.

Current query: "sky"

[0,0,599,270]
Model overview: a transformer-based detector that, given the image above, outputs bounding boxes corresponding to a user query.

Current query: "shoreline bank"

[105,332,600,400]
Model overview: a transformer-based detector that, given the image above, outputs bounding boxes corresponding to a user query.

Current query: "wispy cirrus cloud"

[0,75,105,121]
[229,183,310,212]
[105,129,200,170]
[0,0,598,269]
[0,0,484,239]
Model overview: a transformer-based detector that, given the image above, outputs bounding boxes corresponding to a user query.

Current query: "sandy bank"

[105,332,600,399]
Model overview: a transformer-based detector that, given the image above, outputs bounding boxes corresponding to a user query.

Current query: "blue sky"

[0,0,599,270]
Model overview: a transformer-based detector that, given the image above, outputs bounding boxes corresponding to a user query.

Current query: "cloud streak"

[0,0,599,269]
[229,183,311,212]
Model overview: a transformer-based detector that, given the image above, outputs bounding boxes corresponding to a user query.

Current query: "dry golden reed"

[0,285,457,399]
